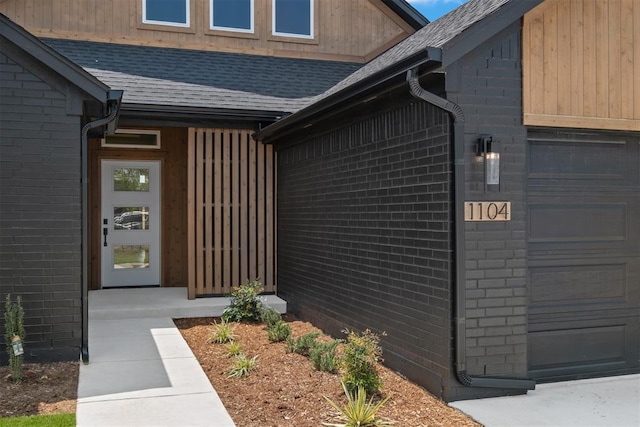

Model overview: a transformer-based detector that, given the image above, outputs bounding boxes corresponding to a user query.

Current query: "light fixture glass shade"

[486,152,500,185]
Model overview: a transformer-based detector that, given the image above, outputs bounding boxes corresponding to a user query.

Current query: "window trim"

[272,0,314,39]
[210,0,255,34]
[102,129,162,150]
[142,0,190,28]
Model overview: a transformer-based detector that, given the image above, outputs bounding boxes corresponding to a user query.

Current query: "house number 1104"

[464,201,511,221]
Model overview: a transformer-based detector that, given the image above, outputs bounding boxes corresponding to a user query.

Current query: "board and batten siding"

[523,0,640,131]
[187,128,276,298]
[0,0,413,63]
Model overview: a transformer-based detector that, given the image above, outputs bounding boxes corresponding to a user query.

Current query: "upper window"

[211,0,254,33]
[273,0,313,39]
[143,0,190,27]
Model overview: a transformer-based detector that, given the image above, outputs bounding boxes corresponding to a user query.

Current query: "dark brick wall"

[276,91,454,398]
[0,52,82,362]
[445,22,529,400]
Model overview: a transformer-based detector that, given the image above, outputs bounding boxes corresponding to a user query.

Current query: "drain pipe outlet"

[407,69,534,391]
[80,90,124,364]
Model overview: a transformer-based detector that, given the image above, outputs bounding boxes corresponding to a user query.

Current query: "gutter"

[255,47,443,143]
[407,69,535,391]
[80,90,124,364]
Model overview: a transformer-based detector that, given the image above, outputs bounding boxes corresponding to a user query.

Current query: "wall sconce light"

[476,135,500,189]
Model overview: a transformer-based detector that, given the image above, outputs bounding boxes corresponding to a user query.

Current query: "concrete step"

[89,287,287,320]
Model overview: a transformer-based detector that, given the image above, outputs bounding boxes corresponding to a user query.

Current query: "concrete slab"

[77,392,235,427]
[451,374,640,427]
[89,287,286,319]
[76,288,252,426]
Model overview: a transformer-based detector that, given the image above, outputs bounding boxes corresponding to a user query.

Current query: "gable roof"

[256,0,544,141]
[382,0,430,29]
[0,13,111,102]
[43,39,363,118]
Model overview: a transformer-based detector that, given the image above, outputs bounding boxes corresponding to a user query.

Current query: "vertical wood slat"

[188,128,276,296]
[187,129,196,299]
[205,130,214,295]
[231,131,240,289]
[195,129,205,297]
[257,141,265,285]
[240,132,249,284]
[214,131,222,292]
[222,130,232,294]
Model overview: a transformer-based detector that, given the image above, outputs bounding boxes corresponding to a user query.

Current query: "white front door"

[101,160,161,287]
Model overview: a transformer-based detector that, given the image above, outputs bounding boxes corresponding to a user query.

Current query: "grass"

[0,413,76,427]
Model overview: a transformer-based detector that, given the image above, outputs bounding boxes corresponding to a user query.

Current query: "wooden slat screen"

[188,128,276,298]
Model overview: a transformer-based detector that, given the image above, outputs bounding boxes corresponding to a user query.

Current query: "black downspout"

[80,90,123,364]
[407,69,535,391]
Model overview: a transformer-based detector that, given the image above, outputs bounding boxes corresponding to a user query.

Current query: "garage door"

[527,130,640,381]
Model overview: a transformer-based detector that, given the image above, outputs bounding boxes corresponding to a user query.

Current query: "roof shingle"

[43,39,362,114]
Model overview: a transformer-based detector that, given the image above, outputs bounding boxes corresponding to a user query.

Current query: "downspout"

[407,69,534,390]
[80,90,123,364]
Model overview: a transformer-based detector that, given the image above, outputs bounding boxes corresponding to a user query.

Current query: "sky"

[407,0,469,21]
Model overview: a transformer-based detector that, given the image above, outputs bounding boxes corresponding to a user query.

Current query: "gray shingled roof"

[43,39,362,114]
[314,0,510,104]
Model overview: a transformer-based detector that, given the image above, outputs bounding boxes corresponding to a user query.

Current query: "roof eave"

[381,0,430,30]
[120,103,290,123]
[441,0,545,67]
[255,47,442,143]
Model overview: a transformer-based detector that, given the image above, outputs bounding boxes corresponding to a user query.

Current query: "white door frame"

[101,159,161,287]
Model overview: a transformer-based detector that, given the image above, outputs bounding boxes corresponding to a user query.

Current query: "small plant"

[340,329,385,395]
[209,319,237,344]
[228,354,258,378]
[322,381,392,427]
[222,280,264,322]
[285,332,321,356]
[267,320,292,343]
[226,341,243,357]
[310,339,342,373]
[261,307,282,329]
[4,294,26,383]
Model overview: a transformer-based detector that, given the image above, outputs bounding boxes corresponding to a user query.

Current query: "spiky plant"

[228,354,258,378]
[323,382,392,427]
[209,319,237,344]
[226,341,243,357]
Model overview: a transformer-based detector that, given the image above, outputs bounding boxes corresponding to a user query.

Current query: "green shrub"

[285,332,321,356]
[208,319,237,344]
[340,329,384,395]
[310,339,342,373]
[228,354,258,378]
[261,307,282,329]
[4,294,25,383]
[222,280,264,322]
[322,381,392,427]
[226,341,243,357]
[267,320,292,343]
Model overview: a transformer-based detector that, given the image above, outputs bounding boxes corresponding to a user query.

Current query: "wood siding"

[188,128,276,298]
[89,128,188,290]
[523,0,640,131]
[0,0,413,63]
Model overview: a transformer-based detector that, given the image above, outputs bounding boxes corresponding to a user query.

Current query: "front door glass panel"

[114,245,150,269]
[114,207,150,230]
[113,168,150,192]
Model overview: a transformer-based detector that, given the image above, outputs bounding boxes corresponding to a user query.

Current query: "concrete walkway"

[76,288,286,427]
[451,374,640,427]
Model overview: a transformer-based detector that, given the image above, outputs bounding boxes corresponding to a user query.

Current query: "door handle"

[103,218,108,247]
